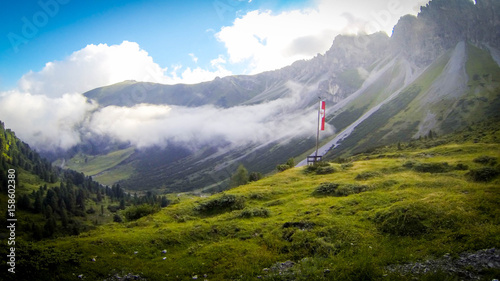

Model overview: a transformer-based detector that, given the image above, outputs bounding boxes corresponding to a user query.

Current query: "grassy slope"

[12,122,500,281]
[55,147,136,186]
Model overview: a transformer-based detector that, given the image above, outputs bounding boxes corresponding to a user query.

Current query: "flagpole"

[315,101,321,160]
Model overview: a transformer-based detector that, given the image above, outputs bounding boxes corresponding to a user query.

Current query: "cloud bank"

[0,40,329,152]
[87,87,327,150]
[0,84,328,152]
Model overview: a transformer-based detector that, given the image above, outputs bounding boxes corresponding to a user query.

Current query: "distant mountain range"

[53,0,500,193]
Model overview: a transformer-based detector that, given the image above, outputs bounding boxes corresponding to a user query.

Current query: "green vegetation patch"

[193,194,246,216]
[304,162,336,175]
[236,207,271,219]
[466,167,500,182]
[124,204,160,221]
[355,171,381,180]
[313,182,369,197]
[473,155,498,166]
[403,160,454,173]
[373,201,455,237]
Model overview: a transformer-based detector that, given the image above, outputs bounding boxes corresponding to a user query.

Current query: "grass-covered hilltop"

[1,118,499,280]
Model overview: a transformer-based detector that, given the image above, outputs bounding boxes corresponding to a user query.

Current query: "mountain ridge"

[51,0,500,193]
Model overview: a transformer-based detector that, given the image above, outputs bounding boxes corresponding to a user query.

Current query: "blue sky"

[1,0,316,91]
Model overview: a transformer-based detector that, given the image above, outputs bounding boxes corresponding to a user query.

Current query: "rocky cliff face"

[391,0,500,66]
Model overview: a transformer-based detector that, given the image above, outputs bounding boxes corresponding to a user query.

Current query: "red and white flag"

[319,100,326,131]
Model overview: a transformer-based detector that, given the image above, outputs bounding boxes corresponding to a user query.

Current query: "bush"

[313,182,340,196]
[305,162,334,175]
[194,194,245,215]
[124,204,159,221]
[237,207,270,218]
[403,161,453,173]
[402,160,417,169]
[248,172,263,182]
[113,214,123,223]
[473,156,497,166]
[313,183,369,197]
[467,167,500,182]
[276,164,292,172]
[276,158,295,172]
[374,203,431,236]
[107,205,120,213]
[455,163,469,170]
[355,171,380,180]
[335,184,370,196]
[315,166,336,175]
[341,163,354,170]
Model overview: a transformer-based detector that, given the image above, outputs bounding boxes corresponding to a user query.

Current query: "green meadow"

[7,123,499,281]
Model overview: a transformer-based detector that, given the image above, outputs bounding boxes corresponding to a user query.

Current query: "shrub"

[248,172,263,182]
[467,167,500,182]
[403,161,453,173]
[374,203,431,236]
[341,163,354,170]
[313,183,369,197]
[335,184,370,196]
[414,162,452,173]
[473,156,498,166]
[238,207,270,218]
[194,194,245,215]
[355,171,380,180]
[276,164,292,172]
[276,158,295,172]
[113,214,123,223]
[124,204,159,221]
[107,205,120,213]
[313,182,340,196]
[455,163,469,170]
[305,162,334,175]
[315,165,336,175]
[402,160,417,169]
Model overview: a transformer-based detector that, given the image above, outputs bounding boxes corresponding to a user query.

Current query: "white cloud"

[0,91,97,151]
[189,53,199,63]
[216,0,429,74]
[16,41,234,98]
[87,84,331,150]
[18,41,169,97]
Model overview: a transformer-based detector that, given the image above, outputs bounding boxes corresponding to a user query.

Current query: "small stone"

[163,257,167,260]
[162,249,167,254]
[192,275,198,280]
[134,251,138,254]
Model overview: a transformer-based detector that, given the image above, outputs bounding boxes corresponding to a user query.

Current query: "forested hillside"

[0,121,170,241]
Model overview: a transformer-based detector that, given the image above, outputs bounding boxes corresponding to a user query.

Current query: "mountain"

[54,0,500,193]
